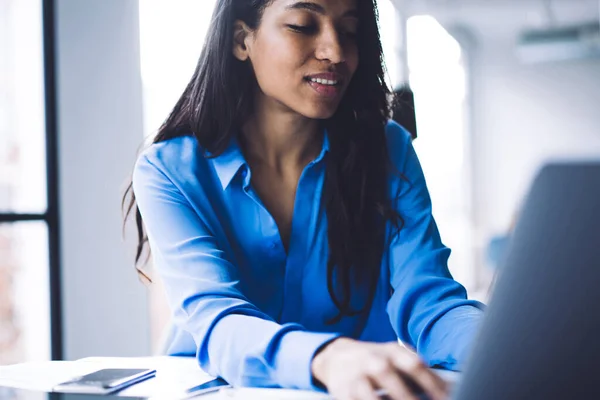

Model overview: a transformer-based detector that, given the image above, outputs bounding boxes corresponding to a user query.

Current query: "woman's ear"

[233,20,252,61]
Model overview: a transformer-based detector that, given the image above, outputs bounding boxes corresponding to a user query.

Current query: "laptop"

[453,162,600,399]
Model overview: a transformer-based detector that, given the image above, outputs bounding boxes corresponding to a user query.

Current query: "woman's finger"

[390,350,448,400]
[349,378,379,400]
[370,368,419,400]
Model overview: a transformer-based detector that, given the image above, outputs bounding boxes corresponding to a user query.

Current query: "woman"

[123,1,484,399]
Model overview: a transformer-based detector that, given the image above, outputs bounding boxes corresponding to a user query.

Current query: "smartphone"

[53,368,156,394]
[185,377,230,398]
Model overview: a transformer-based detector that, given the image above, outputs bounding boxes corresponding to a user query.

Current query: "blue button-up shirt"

[132,121,484,390]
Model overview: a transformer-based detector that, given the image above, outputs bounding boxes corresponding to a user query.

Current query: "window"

[138,0,218,138]
[379,4,478,295]
[377,0,404,90]
[0,0,60,367]
[406,16,477,294]
[0,0,47,214]
[0,223,50,364]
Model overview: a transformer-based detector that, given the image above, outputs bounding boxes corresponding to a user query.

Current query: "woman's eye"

[340,24,358,40]
[287,24,316,34]
[343,30,357,39]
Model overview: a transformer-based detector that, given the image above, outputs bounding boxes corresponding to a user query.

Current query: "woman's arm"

[385,122,485,371]
[133,153,339,390]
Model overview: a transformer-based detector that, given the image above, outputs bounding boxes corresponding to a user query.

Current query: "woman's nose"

[315,28,346,64]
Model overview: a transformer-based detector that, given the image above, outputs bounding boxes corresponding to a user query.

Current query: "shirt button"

[270,241,277,249]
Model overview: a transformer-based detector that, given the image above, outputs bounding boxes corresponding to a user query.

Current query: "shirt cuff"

[424,304,484,371]
[274,330,341,391]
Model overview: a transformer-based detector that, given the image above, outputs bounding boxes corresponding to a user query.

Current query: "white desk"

[0,356,459,399]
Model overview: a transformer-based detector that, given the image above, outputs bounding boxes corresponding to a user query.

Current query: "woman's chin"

[300,104,339,120]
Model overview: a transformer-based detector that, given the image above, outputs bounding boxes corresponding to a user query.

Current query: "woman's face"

[235,0,359,120]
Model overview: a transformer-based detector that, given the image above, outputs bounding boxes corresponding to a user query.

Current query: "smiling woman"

[124,1,484,399]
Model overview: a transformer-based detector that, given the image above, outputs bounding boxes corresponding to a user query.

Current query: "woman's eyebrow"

[285,1,358,18]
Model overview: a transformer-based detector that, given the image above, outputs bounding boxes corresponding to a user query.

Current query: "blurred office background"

[1,0,599,377]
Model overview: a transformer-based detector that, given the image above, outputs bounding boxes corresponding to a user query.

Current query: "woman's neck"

[240,94,323,173]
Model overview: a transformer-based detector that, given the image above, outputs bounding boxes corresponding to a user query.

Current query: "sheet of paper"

[0,361,100,392]
[200,388,330,400]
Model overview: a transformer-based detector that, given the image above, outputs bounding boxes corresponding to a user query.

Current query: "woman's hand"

[311,338,449,400]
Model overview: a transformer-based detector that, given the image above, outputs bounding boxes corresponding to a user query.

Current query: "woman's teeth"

[309,77,338,86]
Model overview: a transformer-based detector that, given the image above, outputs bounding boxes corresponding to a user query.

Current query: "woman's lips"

[305,73,344,99]
[307,79,342,98]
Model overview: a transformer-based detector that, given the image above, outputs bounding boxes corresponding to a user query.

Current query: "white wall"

[405,0,600,289]
[56,0,151,359]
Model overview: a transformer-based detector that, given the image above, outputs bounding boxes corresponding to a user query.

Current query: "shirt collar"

[210,130,330,191]
[314,130,330,164]
[209,137,247,191]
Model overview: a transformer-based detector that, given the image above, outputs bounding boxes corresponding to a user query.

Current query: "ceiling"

[398,0,598,5]
[393,0,600,31]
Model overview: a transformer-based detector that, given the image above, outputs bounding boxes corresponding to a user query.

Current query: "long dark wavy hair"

[123,0,403,324]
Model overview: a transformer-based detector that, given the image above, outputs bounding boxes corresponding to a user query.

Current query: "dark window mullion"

[0,214,47,223]
[42,0,63,364]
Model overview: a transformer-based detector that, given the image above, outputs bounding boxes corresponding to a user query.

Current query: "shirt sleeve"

[384,122,485,371]
[132,154,339,390]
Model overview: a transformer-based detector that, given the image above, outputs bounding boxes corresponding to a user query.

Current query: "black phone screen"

[71,368,152,387]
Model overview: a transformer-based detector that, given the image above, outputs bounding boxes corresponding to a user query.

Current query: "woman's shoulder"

[384,119,413,169]
[133,134,213,192]
[137,134,201,170]
[385,119,412,142]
